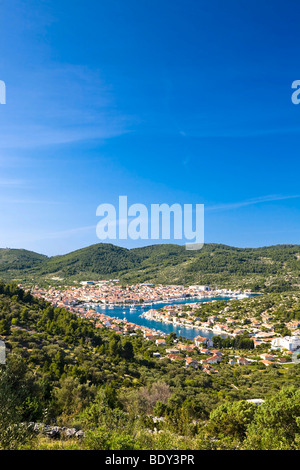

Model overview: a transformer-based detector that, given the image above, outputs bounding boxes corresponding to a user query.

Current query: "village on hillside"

[22,280,300,374]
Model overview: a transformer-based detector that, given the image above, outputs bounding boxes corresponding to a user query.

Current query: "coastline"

[140,310,235,337]
[83,292,250,339]
[84,291,251,309]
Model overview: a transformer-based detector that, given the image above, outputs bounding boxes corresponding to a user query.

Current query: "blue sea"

[92,296,237,340]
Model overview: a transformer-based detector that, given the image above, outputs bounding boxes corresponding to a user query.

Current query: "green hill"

[0,280,300,450]
[0,249,47,276]
[0,243,299,291]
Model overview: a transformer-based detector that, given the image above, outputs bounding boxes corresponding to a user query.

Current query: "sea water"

[92,296,236,340]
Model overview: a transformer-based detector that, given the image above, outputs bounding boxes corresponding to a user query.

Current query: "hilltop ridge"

[0,242,299,291]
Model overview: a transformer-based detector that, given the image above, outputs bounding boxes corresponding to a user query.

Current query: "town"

[24,280,300,374]
[27,280,249,309]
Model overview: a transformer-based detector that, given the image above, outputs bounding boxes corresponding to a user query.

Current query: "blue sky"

[0,0,299,255]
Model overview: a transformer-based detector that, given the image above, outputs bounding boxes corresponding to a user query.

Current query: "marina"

[91,295,240,340]
[29,282,255,341]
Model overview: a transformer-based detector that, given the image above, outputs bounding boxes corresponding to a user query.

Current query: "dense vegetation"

[0,248,47,274]
[0,242,299,292]
[0,281,300,450]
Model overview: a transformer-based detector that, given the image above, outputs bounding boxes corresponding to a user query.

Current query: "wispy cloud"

[207,194,300,211]
[0,197,64,205]
[0,124,130,149]
[0,225,96,246]
[0,178,27,187]
[33,225,96,241]
[0,64,135,149]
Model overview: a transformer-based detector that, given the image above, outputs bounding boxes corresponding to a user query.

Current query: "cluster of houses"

[81,310,226,374]
[28,282,193,306]
[84,309,167,341]
[142,303,300,350]
[158,333,298,373]
[26,282,244,309]
[77,309,299,374]
[160,333,298,373]
[22,282,300,374]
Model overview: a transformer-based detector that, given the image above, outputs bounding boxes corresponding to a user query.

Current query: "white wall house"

[271,336,300,351]
[189,285,211,291]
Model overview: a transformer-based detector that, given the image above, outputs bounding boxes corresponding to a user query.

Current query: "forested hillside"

[0,281,300,450]
[0,248,47,276]
[0,243,299,292]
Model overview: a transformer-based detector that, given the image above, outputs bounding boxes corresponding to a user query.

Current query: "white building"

[189,285,211,291]
[271,336,300,352]
[246,399,265,406]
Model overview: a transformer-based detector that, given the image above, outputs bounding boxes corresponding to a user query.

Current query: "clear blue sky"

[0,0,299,255]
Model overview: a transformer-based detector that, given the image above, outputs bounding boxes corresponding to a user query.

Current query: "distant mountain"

[0,243,299,291]
[0,248,47,275]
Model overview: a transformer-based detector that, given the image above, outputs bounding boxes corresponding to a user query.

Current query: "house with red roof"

[156,338,166,346]
[260,359,273,366]
[185,357,199,369]
[166,354,184,362]
[205,355,221,364]
[202,364,218,374]
[237,357,251,365]
[194,335,207,347]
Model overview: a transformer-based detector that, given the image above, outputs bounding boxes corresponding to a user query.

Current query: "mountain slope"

[0,248,47,275]
[0,243,299,290]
